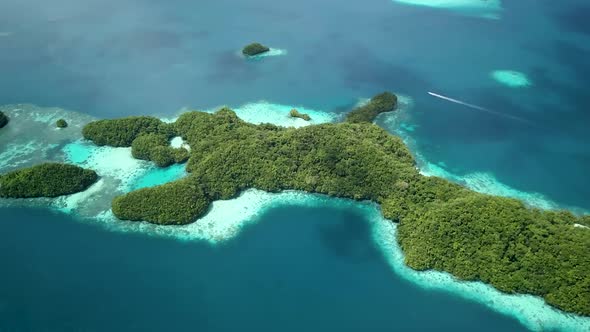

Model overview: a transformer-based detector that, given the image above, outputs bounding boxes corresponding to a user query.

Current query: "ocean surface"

[0,206,527,332]
[1,0,589,331]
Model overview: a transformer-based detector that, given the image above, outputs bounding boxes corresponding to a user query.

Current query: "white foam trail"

[428,91,533,125]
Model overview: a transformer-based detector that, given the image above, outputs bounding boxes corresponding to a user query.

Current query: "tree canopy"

[0,163,98,198]
[242,42,270,56]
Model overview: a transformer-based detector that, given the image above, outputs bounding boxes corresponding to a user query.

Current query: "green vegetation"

[82,116,172,147]
[289,109,311,121]
[131,133,189,167]
[242,42,270,56]
[0,163,98,198]
[81,117,187,167]
[112,178,209,225]
[82,92,590,316]
[0,111,8,128]
[345,92,398,123]
[56,119,68,128]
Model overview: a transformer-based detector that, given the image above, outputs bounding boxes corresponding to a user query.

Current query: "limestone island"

[289,109,311,121]
[242,42,270,56]
[346,92,397,123]
[0,163,98,198]
[3,92,589,317]
[0,111,8,128]
[56,119,68,128]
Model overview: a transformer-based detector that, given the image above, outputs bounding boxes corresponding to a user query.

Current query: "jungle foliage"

[289,109,311,121]
[56,119,68,128]
[82,116,172,147]
[242,42,270,56]
[131,133,189,167]
[0,163,98,198]
[345,92,398,123]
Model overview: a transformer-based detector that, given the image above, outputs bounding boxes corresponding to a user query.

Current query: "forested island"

[289,109,311,121]
[56,119,68,128]
[0,163,98,198]
[242,42,270,56]
[345,92,398,123]
[0,111,8,128]
[2,92,588,316]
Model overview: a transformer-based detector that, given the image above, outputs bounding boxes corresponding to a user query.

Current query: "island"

[345,92,398,123]
[242,42,270,56]
[0,163,98,198]
[289,109,311,121]
[56,119,68,128]
[0,111,8,128]
[4,92,589,317]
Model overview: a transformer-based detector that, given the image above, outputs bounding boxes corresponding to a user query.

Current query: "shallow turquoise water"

[130,163,187,191]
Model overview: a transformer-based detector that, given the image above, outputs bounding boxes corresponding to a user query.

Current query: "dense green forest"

[56,119,68,128]
[345,92,398,123]
[131,133,189,167]
[0,163,98,198]
[242,42,270,56]
[0,111,8,128]
[77,92,590,316]
[289,109,311,121]
[82,116,172,146]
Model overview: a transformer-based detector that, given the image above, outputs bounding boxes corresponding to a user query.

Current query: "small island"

[345,92,398,123]
[242,42,270,56]
[0,163,98,198]
[0,111,8,128]
[56,119,68,128]
[289,109,311,121]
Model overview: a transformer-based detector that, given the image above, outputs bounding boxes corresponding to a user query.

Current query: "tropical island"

[0,111,8,128]
[1,92,589,317]
[346,92,398,123]
[56,119,68,128]
[289,109,311,121]
[0,163,98,198]
[242,42,270,56]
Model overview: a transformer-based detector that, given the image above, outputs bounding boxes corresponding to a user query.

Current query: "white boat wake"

[428,91,534,125]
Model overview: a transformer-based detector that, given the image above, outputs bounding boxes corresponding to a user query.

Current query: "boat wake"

[428,91,534,126]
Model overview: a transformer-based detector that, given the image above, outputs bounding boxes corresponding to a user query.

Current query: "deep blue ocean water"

[1,0,589,331]
[0,206,527,332]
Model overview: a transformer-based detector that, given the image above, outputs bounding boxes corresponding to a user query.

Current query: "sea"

[0,0,589,331]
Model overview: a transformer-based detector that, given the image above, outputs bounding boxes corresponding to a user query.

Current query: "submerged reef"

[289,109,311,121]
[77,91,590,316]
[242,42,270,56]
[0,163,98,198]
[491,70,532,88]
[0,111,8,128]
